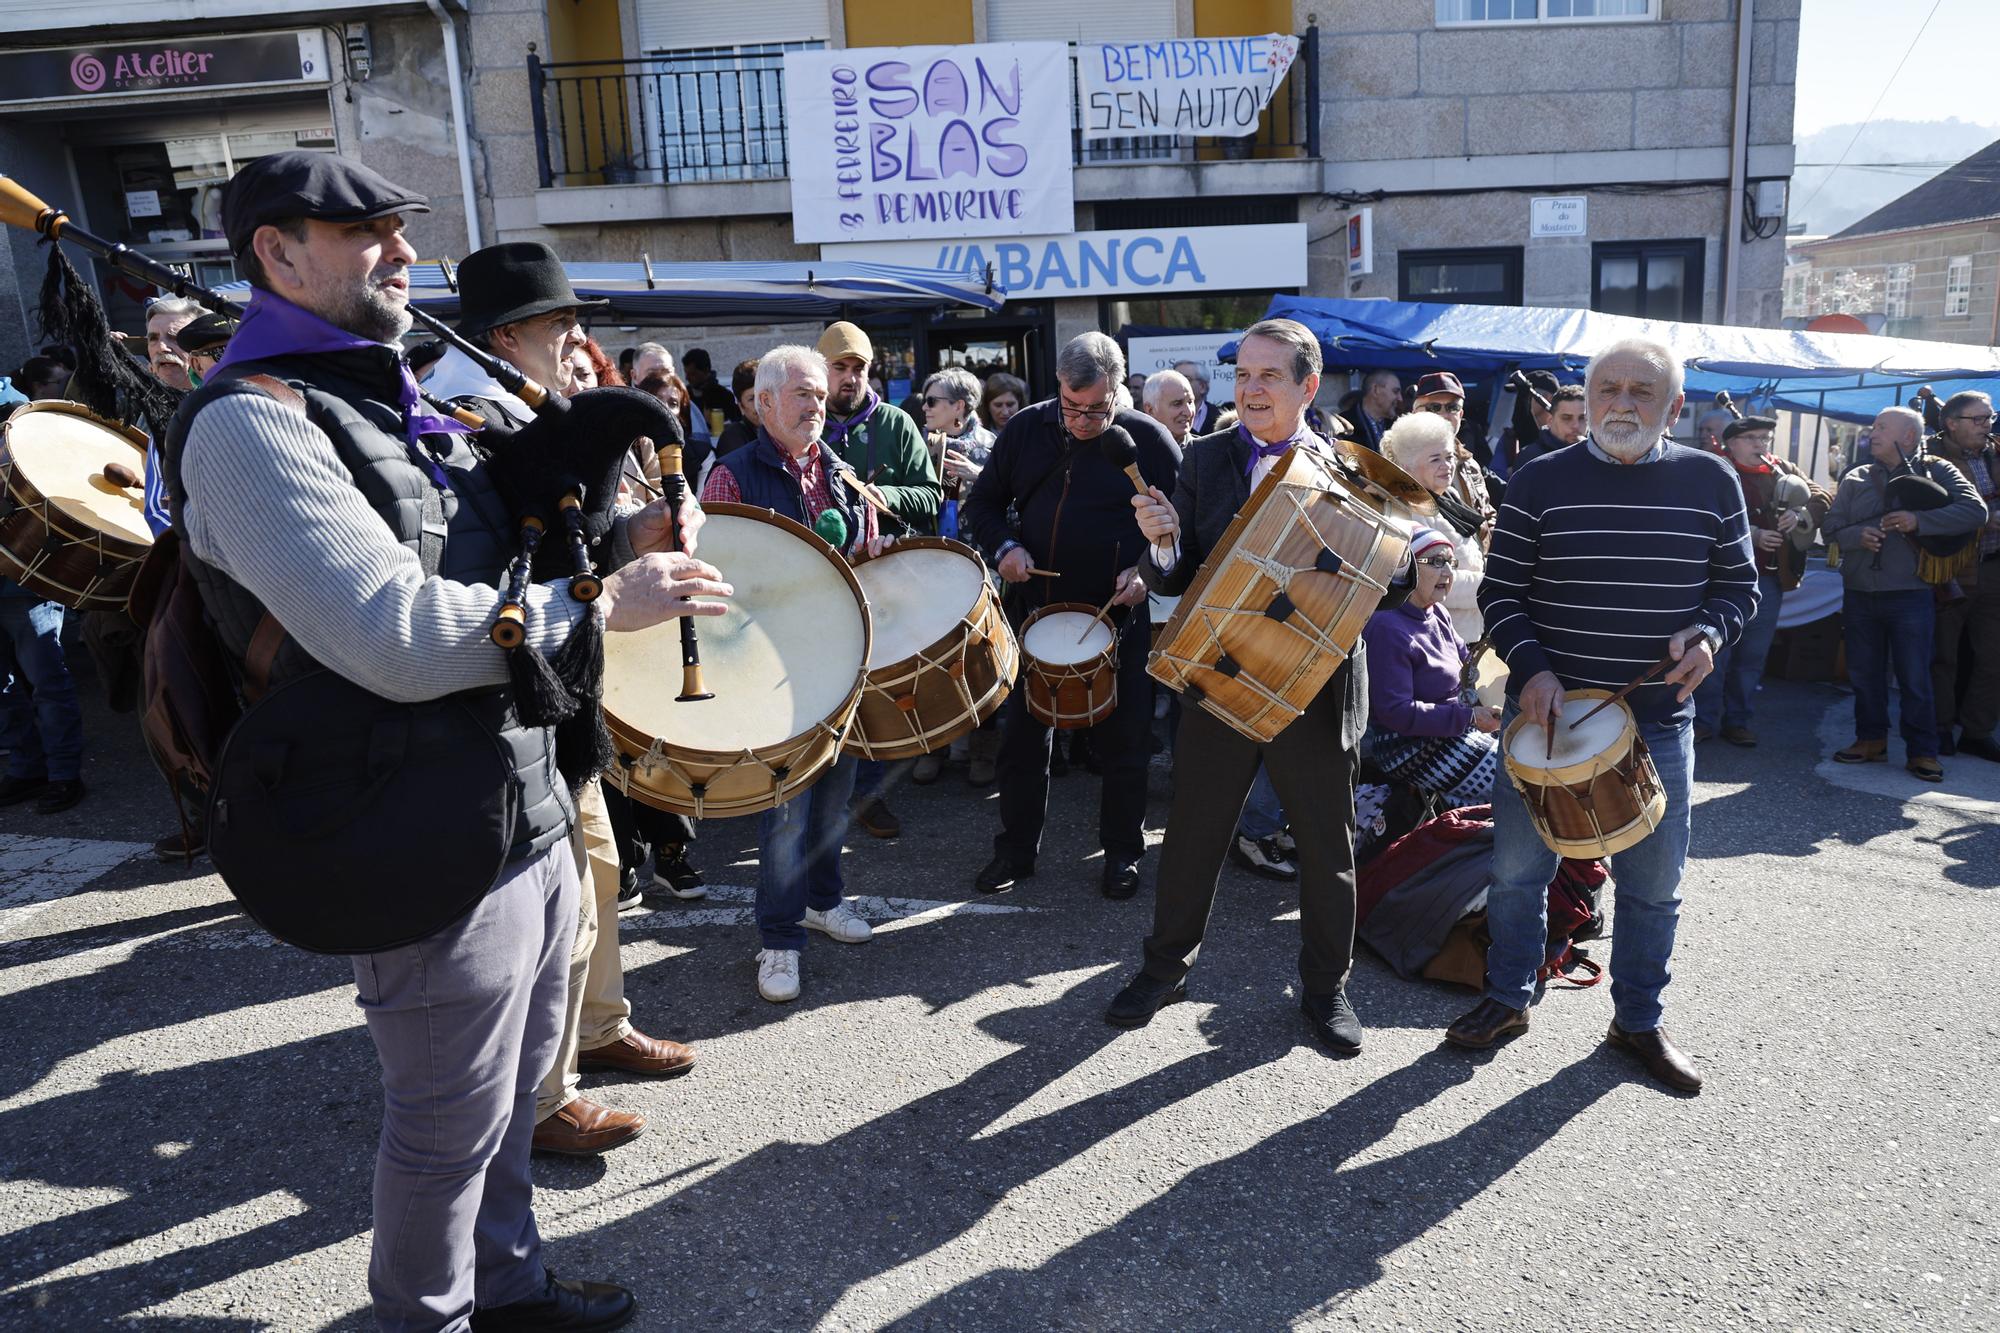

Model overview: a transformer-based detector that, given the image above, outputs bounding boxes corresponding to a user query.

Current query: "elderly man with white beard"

[1444,337,1759,1094]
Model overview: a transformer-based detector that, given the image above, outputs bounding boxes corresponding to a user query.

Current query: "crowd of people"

[2,148,1996,1333]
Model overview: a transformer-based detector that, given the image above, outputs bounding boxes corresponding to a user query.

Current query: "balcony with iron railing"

[525,29,1320,222]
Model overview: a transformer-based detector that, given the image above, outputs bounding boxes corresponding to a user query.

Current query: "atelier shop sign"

[0,31,331,104]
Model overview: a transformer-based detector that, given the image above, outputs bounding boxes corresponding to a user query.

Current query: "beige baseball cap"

[818,321,874,365]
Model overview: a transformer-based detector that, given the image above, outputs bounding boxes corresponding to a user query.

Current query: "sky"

[1794,0,2000,137]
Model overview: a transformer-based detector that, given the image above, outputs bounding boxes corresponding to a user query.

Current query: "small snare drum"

[1018,603,1119,730]
[1503,691,1666,859]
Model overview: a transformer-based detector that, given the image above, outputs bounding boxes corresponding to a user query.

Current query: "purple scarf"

[1237,420,1318,476]
[823,388,881,450]
[219,289,473,488]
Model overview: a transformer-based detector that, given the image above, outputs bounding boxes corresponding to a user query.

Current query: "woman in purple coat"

[1363,527,1503,807]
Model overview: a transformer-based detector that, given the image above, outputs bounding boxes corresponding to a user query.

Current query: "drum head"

[602,510,867,753]
[1024,611,1112,665]
[854,542,986,666]
[1509,695,1628,771]
[3,405,152,545]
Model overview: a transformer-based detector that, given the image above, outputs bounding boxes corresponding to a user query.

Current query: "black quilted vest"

[161,346,574,860]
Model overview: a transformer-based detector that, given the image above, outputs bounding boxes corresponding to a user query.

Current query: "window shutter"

[984,0,1177,43]
[633,0,828,53]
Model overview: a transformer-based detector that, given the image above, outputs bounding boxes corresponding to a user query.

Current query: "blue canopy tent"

[1222,295,2000,427]
[217,259,1004,324]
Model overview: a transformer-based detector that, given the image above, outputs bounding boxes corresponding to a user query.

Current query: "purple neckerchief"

[218,289,472,488]
[1237,420,1317,476]
[823,388,881,450]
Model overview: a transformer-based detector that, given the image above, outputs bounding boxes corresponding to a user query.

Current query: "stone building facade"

[0,0,1798,388]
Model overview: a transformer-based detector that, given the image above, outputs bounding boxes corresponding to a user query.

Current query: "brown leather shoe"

[1906,756,1944,783]
[1720,725,1757,748]
[1606,1021,1704,1093]
[578,1030,696,1079]
[1444,998,1530,1049]
[852,795,900,839]
[532,1098,645,1157]
[1834,738,1887,763]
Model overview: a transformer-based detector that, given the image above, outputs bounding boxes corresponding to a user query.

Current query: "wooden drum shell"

[1501,690,1668,859]
[1019,602,1120,730]
[1147,446,1417,743]
[0,402,154,612]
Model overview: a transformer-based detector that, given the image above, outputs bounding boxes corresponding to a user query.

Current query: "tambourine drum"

[1149,445,1418,743]
[601,504,870,819]
[1019,603,1119,729]
[1503,691,1667,859]
[0,401,154,611]
[844,538,1016,760]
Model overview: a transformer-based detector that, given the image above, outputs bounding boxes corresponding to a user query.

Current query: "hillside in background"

[1791,118,1999,235]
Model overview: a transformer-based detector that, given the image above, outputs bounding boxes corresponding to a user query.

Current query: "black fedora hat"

[455,241,606,336]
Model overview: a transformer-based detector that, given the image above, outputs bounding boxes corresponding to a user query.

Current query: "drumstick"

[1076,590,1121,643]
[1567,652,1677,731]
[1100,426,1174,564]
[1026,567,1059,578]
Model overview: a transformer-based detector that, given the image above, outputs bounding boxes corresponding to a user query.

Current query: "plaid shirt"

[1965,450,2000,558]
[700,439,877,549]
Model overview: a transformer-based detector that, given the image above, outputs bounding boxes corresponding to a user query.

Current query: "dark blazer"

[1142,424,1370,748]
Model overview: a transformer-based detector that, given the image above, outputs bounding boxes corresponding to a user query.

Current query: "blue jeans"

[1843,588,1938,757]
[756,756,858,950]
[0,593,83,782]
[1485,705,1694,1032]
[1236,764,1285,840]
[1696,573,1782,731]
[853,757,886,801]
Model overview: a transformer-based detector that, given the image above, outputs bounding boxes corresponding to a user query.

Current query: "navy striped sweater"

[1476,441,1760,722]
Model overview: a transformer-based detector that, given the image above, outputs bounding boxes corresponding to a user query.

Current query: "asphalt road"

[1,670,1996,1331]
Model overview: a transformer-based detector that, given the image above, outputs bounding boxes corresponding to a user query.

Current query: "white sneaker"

[756,948,801,1003]
[804,900,873,944]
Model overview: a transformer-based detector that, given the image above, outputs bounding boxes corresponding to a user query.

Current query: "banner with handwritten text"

[783,42,1073,245]
[1079,35,1299,140]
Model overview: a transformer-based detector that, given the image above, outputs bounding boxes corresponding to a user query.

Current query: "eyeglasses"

[1058,399,1114,423]
[1416,554,1457,569]
[1418,401,1465,416]
[1951,413,1996,424]
[923,395,957,407]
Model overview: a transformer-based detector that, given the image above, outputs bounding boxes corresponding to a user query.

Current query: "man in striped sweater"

[1445,337,1759,1094]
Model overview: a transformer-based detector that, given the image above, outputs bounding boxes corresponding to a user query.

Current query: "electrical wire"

[1793,0,1946,220]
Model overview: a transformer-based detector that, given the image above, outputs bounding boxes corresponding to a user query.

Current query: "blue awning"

[216,259,1004,325]
[1224,296,2000,424]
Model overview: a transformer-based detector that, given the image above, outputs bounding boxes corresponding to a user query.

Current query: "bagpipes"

[0,171,705,789]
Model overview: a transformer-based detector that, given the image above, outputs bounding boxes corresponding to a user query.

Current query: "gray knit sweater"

[180,392,595,704]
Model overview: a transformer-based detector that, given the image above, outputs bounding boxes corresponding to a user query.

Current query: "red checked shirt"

[700,440,877,551]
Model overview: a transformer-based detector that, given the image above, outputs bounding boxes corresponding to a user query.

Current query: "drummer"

[1444,335,1759,1094]
[702,344,886,1006]
[1111,318,1371,1055]
[959,332,1180,901]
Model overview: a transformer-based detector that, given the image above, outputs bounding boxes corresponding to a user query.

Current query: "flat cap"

[176,312,238,355]
[222,151,429,256]
[1413,371,1465,402]
[1722,415,1777,441]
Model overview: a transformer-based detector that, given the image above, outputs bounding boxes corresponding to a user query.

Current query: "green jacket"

[826,399,940,534]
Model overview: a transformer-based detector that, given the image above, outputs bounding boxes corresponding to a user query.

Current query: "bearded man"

[1445,337,1759,1094]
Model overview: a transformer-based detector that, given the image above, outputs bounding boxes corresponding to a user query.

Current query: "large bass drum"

[601,504,870,819]
[0,401,154,611]
[1148,443,1424,743]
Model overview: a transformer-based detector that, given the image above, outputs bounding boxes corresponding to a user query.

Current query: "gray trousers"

[351,840,580,1332]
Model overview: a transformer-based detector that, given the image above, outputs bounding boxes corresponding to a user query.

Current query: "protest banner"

[783,42,1072,244]
[1079,35,1299,140]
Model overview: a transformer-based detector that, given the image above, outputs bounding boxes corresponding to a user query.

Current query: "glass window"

[1592,239,1704,322]
[1438,0,1653,22]
[1783,263,1811,319]
[1884,262,1913,319]
[1399,247,1524,305]
[1946,257,1973,317]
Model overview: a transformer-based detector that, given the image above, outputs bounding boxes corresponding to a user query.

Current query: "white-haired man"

[1142,368,1197,445]
[1115,318,1369,1055]
[143,295,209,391]
[703,345,883,1004]
[1446,337,1760,1093]
[1174,360,1217,434]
